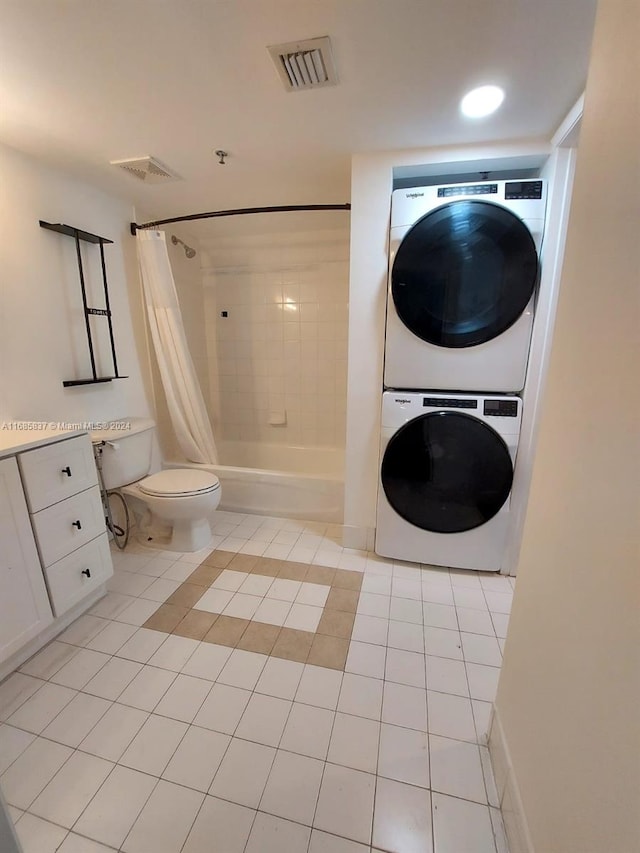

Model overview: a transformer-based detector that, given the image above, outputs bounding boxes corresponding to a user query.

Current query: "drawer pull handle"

[81,568,91,578]
[72,519,82,530]
[61,466,72,477]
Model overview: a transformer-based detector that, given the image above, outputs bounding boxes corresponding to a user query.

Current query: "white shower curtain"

[137,229,218,464]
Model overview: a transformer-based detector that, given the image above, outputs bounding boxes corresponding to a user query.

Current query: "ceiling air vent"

[268,36,338,92]
[109,156,182,183]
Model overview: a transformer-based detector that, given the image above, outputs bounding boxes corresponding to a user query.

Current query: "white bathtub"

[166,441,344,523]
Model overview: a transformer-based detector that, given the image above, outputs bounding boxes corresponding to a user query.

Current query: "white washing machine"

[384,179,547,393]
[375,391,522,571]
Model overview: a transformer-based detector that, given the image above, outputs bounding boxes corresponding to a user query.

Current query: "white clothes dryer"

[384,179,547,393]
[375,391,522,571]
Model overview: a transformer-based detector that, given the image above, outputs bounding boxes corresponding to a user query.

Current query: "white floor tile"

[87,620,138,654]
[284,602,323,631]
[491,805,510,853]
[381,681,428,731]
[346,641,386,680]
[461,632,502,667]
[57,833,116,852]
[20,641,78,680]
[162,725,230,791]
[378,723,430,788]
[154,674,213,723]
[391,578,422,601]
[385,648,426,688]
[193,683,252,734]
[427,691,477,742]
[238,573,275,597]
[117,665,177,712]
[7,682,77,733]
[56,615,107,647]
[74,764,157,849]
[245,812,311,853]
[424,627,463,660]
[484,591,513,614]
[50,648,110,689]
[338,673,383,720]
[423,603,458,630]
[255,657,305,700]
[181,642,232,681]
[262,542,294,560]
[253,597,292,626]
[82,657,142,700]
[491,611,510,639]
[480,745,500,807]
[41,692,111,747]
[450,570,482,590]
[309,829,371,852]
[223,592,263,619]
[218,649,268,690]
[260,749,324,824]
[29,750,112,828]
[390,596,423,624]
[147,636,199,672]
[356,592,390,618]
[453,588,488,611]
[115,597,162,626]
[472,699,493,743]
[182,795,254,853]
[160,561,196,582]
[425,655,469,697]
[116,628,168,663]
[90,593,136,620]
[0,673,44,721]
[372,776,433,853]
[456,607,496,636]
[209,737,275,808]
[387,621,424,653]
[122,779,204,853]
[296,664,343,710]
[430,734,487,803]
[0,724,35,773]
[0,737,72,809]
[431,792,495,853]
[279,701,335,759]
[361,575,392,596]
[351,614,389,646]
[296,582,331,607]
[140,577,181,603]
[108,570,155,597]
[314,763,375,845]
[235,693,291,746]
[194,587,234,614]
[119,714,188,776]
[267,578,302,602]
[212,569,249,592]
[421,583,455,606]
[79,702,149,762]
[14,813,67,853]
[466,662,501,702]
[328,712,380,773]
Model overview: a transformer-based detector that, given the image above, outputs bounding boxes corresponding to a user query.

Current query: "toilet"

[91,418,221,552]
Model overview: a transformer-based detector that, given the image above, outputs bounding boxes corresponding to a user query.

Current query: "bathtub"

[166,441,344,523]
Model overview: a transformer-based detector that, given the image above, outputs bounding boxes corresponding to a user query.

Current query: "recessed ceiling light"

[460,85,505,118]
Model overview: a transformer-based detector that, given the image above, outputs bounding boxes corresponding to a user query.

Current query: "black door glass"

[391,200,539,348]
[381,412,513,533]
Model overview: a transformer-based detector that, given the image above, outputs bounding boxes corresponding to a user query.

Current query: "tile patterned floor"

[0,510,514,853]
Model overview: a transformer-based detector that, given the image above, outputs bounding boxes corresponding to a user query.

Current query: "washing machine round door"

[391,200,539,348]
[381,411,513,533]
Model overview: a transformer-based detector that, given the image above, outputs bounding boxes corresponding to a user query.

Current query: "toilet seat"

[138,469,220,498]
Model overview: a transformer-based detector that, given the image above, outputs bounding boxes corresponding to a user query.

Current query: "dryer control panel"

[484,399,519,417]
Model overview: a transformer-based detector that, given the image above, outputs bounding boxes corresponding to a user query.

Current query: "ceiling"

[0,0,597,229]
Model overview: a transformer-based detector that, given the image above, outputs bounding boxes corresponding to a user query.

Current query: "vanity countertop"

[0,426,86,459]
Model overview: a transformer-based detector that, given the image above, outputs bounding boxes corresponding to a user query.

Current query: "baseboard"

[489,706,536,853]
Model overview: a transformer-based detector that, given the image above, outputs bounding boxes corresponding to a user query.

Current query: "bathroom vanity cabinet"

[0,430,113,675]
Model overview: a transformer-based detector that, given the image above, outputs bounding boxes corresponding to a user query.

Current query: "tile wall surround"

[200,227,350,451]
[0,509,515,853]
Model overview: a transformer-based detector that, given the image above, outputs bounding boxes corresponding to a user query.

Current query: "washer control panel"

[504,180,544,200]
[423,397,477,408]
[484,399,519,417]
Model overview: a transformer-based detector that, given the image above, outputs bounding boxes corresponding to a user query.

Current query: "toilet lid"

[138,469,220,497]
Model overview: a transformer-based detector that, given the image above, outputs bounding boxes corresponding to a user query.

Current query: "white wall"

[0,142,151,425]
[344,140,551,548]
[490,0,640,850]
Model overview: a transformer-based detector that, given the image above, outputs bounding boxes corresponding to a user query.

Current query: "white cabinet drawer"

[45,533,113,617]
[18,433,97,512]
[32,486,105,567]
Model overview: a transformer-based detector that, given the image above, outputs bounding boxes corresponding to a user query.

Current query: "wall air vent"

[268,36,338,92]
[109,156,182,183]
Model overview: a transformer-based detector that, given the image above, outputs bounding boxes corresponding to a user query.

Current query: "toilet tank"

[91,418,155,490]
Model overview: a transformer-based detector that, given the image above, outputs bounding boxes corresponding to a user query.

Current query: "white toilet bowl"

[124,469,221,552]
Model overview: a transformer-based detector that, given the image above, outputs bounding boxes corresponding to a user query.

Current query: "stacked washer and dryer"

[376,179,547,571]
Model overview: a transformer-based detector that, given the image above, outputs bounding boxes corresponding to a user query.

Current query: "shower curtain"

[136,229,218,464]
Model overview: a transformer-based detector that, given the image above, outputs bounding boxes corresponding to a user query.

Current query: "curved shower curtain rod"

[130,203,351,235]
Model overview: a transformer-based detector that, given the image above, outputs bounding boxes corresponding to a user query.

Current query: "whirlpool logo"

[395,398,412,404]
[405,192,424,199]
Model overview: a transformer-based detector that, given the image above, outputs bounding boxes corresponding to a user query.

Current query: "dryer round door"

[381,411,514,533]
[391,200,539,348]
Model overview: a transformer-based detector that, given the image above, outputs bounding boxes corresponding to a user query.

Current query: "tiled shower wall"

[201,227,349,450]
